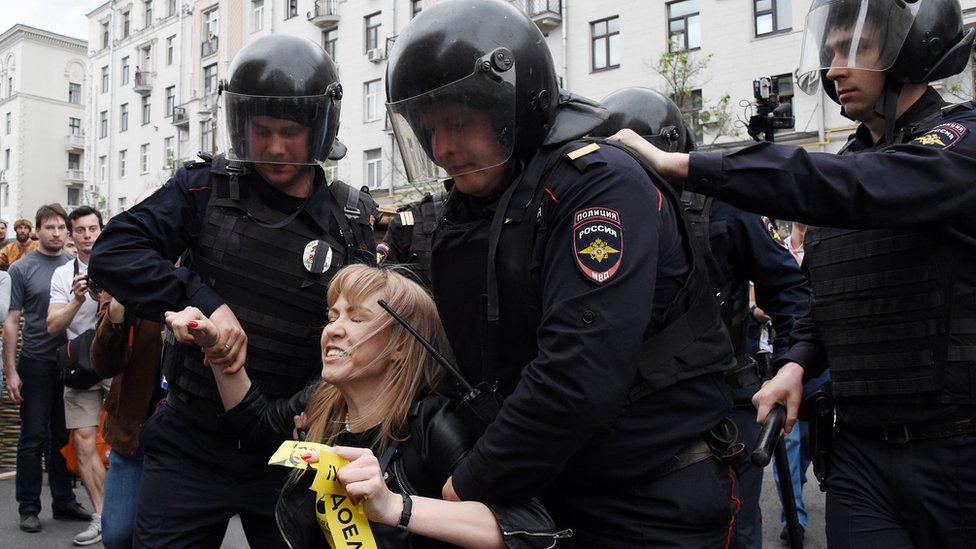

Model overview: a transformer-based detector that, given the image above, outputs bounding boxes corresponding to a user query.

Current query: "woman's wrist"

[378,492,406,527]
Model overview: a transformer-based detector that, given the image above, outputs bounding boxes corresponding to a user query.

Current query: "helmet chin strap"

[875,76,904,146]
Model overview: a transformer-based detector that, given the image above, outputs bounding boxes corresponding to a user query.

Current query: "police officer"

[610,1,976,547]
[386,1,739,546]
[377,187,449,288]
[591,87,811,549]
[89,35,376,547]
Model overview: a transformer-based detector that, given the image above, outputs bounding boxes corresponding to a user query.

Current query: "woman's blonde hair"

[303,264,447,453]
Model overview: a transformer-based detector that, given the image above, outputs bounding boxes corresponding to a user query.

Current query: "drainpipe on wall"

[561,0,568,89]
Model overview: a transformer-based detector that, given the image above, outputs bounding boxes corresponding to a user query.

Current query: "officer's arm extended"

[687,124,976,233]
[451,149,664,501]
[89,168,221,323]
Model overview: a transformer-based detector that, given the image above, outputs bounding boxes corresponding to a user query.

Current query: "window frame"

[364,12,382,53]
[142,95,152,125]
[755,0,792,37]
[121,56,130,85]
[119,149,128,177]
[100,110,108,138]
[667,0,701,52]
[203,64,218,96]
[364,148,383,190]
[101,65,109,93]
[590,16,620,72]
[285,0,298,19]
[68,82,81,104]
[323,28,338,60]
[364,79,382,122]
[120,103,129,132]
[252,0,265,32]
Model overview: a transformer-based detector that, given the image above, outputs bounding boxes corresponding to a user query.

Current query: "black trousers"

[826,427,976,548]
[728,406,763,549]
[133,402,290,549]
[545,457,738,548]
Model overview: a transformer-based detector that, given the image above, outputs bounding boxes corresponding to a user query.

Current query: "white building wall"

[86,0,976,212]
[0,25,87,222]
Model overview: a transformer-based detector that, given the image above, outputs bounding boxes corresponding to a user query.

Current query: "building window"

[667,0,700,52]
[411,0,423,18]
[286,0,298,19]
[68,82,81,104]
[201,121,213,152]
[364,80,382,122]
[364,12,381,53]
[69,117,82,136]
[120,103,129,132]
[165,86,176,117]
[142,95,152,125]
[203,64,218,95]
[121,56,130,85]
[686,89,704,143]
[755,0,791,36]
[323,28,338,60]
[67,188,81,207]
[101,66,109,93]
[68,153,81,170]
[166,35,175,65]
[119,149,127,177]
[364,148,382,190]
[101,21,110,48]
[3,149,9,169]
[202,7,219,57]
[99,155,107,182]
[141,45,153,70]
[100,111,108,138]
[118,197,127,211]
[164,135,175,164]
[591,17,620,71]
[4,112,10,135]
[122,10,131,38]
[252,0,265,32]
[168,0,177,16]
[140,143,150,172]
[144,0,153,28]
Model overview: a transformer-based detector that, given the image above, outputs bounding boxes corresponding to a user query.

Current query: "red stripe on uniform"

[657,189,663,212]
[724,466,742,549]
[544,187,559,204]
[187,186,211,192]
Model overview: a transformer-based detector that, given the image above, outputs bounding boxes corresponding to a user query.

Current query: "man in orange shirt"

[0,219,38,270]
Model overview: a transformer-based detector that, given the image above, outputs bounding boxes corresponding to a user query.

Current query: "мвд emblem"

[572,207,623,285]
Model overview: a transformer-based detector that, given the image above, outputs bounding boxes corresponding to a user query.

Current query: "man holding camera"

[5,204,90,534]
[47,205,107,546]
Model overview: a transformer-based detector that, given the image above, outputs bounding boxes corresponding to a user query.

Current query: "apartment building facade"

[86,0,976,213]
[0,25,88,221]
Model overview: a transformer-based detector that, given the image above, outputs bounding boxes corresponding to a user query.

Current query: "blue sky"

[1,0,107,42]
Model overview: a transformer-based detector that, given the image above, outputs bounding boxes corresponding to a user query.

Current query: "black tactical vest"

[403,192,447,284]
[807,103,976,403]
[163,157,377,430]
[430,141,735,400]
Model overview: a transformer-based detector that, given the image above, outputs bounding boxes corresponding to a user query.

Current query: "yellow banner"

[270,440,378,549]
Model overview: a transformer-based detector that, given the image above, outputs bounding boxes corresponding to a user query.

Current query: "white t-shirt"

[49,258,98,340]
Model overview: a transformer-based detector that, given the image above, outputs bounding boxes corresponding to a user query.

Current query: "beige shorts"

[63,379,112,430]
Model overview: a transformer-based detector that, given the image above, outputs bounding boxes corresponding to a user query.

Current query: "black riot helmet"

[219,34,343,166]
[385,0,560,183]
[590,88,689,153]
[797,0,975,104]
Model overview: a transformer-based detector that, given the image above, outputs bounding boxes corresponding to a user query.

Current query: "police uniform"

[89,157,376,547]
[685,194,810,548]
[378,190,448,287]
[433,140,739,547]
[685,86,976,548]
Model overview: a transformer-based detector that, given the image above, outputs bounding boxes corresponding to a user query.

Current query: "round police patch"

[303,240,333,274]
[572,207,623,285]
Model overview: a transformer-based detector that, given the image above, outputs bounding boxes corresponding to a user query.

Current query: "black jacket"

[224,389,565,549]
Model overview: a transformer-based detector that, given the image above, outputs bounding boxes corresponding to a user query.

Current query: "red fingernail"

[301,452,313,461]
[187,321,198,329]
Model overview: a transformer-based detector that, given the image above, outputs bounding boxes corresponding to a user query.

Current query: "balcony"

[172,106,189,127]
[65,169,85,184]
[201,36,218,58]
[307,0,339,29]
[133,70,155,95]
[524,0,561,33]
[65,134,85,151]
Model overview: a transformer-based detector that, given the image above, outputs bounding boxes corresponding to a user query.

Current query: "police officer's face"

[36,216,66,253]
[824,25,885,122]
[247,116,311,191]
[321,291,393,391]
[425,104,510,197]
[70,213,102,256]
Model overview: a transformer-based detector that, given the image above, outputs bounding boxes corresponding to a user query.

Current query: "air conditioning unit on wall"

[367,48,386,63]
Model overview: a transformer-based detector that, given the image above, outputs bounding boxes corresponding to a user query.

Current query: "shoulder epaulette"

[942,101,976,116]
[566,142,600,160]
[398,210,415,226]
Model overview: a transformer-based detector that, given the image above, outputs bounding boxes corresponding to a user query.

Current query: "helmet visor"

[797,0,920,94]
[386,66,516,184]
[219,91,337,165]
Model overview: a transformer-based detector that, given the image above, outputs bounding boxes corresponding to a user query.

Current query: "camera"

[84,274,103,295]
[747,75,795,142]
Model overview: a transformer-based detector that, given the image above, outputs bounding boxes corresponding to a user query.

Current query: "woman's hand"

[165,307,237,370]
[293,412,309,440]
[304,446,403,526]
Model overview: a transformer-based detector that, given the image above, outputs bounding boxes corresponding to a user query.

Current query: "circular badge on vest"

[303,240,333,274]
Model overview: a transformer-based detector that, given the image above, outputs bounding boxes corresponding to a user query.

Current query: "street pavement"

[0,463,826,548]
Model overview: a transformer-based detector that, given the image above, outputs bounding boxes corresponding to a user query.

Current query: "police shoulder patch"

[911,122,970,150]
[761,216,788,248]
[572,207,623,285]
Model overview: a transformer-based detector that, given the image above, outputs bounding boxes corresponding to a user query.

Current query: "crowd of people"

[0,0,974,547]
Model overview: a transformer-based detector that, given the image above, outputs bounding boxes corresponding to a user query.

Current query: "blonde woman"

[165,265,562,548]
